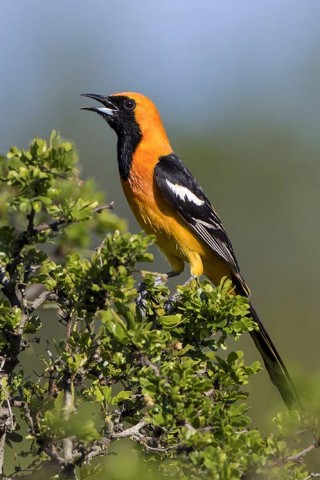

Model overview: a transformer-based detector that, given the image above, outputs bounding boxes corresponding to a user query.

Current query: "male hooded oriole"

[81,92,299,409]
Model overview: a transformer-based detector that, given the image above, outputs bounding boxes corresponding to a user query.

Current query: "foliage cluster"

[0,132,318,479]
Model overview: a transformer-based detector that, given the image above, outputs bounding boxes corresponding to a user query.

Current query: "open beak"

[80,93,118,117]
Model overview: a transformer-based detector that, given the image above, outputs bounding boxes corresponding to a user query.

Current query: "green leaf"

[111,390,132,405]
[159,314,183,329]
[24,315,42,334]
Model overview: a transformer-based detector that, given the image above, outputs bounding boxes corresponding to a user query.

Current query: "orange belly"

[121,172,232,284]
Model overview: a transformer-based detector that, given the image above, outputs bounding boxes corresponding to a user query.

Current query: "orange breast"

[120,146,232,283]
[122,148,199,255]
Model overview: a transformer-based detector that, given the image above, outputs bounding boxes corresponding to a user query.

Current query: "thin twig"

[138,353,160,377]
[23,402,35,436]
[6,399,14,431]
[65,314,73,351]
[34,203,114,234]
[302,474,320,480]
[134,440,179,452]
[288,439,320,462]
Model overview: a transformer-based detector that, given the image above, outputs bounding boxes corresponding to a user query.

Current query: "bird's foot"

[136,271,179,317]
[136,280,149,318]
[164,275,198,314]
[154,273,168,287]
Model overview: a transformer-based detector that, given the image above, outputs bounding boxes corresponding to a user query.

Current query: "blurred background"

[1,0,320,469]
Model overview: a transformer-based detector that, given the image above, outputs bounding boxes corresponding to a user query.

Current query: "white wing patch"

[165,180,205,206]
[194,218,215,229]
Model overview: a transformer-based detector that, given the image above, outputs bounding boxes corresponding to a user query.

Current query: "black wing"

[154,153,240,272]
[155,156,301,410]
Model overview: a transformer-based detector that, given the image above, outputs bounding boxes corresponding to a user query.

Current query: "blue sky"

[1,0,320,150]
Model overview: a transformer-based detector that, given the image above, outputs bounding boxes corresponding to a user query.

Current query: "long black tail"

[249,303,301,410]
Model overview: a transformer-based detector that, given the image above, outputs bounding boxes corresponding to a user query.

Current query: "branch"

[34,202,114,234]
[76,420,148,464]
[134,350,160,377]
[30,290,56,311]
[43,443,66,466]
[0,433,6,476]
[287,438,320,462]
[111,420,146,439]
[135,442,178,453]
[0,405,16,475]
[1,202,114,307]
[27,208,36,234]
[77,438,111,464]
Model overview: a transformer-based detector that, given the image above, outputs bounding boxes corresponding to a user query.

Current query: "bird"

[81,91,300,409]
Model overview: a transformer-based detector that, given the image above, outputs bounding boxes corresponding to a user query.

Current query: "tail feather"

[249,303,301,410]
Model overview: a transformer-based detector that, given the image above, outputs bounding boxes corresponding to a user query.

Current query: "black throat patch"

[104,95,142,181]
[116,123,142,181]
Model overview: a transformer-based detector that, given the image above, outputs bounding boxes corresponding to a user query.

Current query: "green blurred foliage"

[0,133,318,479]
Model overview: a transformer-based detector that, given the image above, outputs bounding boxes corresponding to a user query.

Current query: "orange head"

[83,92,172,180]
[81,92,171,148]
[81,92,172,179]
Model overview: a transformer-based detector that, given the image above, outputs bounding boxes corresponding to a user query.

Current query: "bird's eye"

[124,99,136,111]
